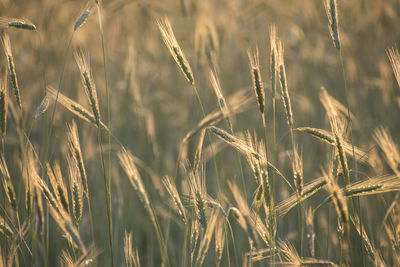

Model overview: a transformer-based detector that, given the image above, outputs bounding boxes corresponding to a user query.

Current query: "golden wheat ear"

[248,47,265,116]
[46,162,70,213]
[162,175,187,224]
[2,33,22,109]
[277,40,293,127]
[324,0,340,50]
[0,154,17,212]
[209,70,231,127]
[387,46,400,88]
[68,120,89,198]
[322,167,349,238]
[47,87,108,130]
[187,164,208,232]
[118,149,157,227]
[157,17,195,85]
[75,49,101,127]
[0,71,8,138]
[270,24,277,99]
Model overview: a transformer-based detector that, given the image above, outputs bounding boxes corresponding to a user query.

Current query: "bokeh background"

[1,0,400,266]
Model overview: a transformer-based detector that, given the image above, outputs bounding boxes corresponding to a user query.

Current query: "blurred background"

[0,0,400,266]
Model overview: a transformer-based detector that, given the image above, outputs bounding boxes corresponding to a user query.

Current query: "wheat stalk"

[33,185,44,234]
[195,210,219,267]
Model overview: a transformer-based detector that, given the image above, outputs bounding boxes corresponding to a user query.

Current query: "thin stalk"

[261,114,276,266]
[191,85,222,202]
[164,216,171,265]
[96,3,114,266]
[148,201,170,266]
[97,130,114,267]
[1,128,4,263]
[182,223,188,267]
[289,125,303,256]
[44,34,73,162]
[271,83,277,267]
[42,33,73,267]
[272,98,277,159]
[222,120,244,265]
[224,222,231,267]
[226,118,247,199]
[86,196,96,257]
[326,204,330,258]
[2,186,6,266]
[339,50,364,265]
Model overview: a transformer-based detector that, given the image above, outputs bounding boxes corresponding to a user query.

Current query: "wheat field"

[0,0,400,266]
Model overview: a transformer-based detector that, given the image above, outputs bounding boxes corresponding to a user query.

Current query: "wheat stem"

[94,3,114,265]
